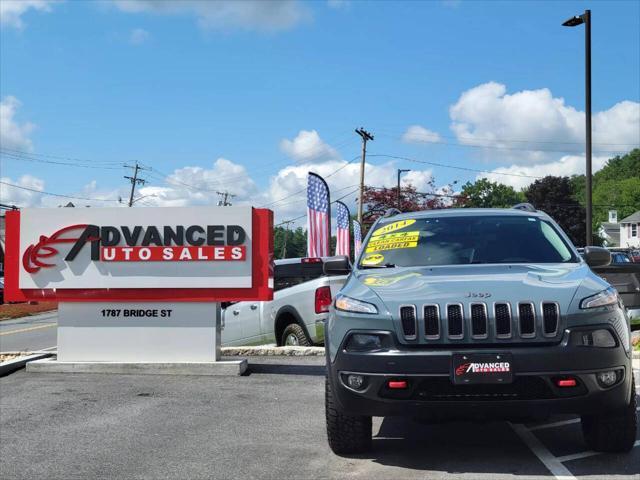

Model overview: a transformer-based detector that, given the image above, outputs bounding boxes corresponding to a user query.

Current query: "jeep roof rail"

[382,208,402,218]
[512,202,537,213]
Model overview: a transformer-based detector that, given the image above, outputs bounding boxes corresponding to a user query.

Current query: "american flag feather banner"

[353,219,362,257]
[335,201,350,257]
[307,172,331,257]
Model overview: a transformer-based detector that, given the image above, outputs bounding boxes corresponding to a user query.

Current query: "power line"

[367,154,543,179]
[1,150,125,170]
[0,147,123,165]
[0,181,120,203]
[375,130,639,150]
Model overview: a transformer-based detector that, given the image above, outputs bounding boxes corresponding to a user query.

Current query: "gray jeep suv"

[324,206,636,454]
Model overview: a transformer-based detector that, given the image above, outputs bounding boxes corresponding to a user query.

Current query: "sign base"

[29,301,247,375]
[26,357,247,376]
[57,301,221,363]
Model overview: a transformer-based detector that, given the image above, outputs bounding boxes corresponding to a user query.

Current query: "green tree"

[570,149,640,230]
[457,178,525,208]
[525,176,595,247]
[274,226,307,259]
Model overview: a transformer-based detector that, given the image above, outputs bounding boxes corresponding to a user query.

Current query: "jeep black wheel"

[581,376,637,453]
[281,323,311,347]
[325,376,372,454]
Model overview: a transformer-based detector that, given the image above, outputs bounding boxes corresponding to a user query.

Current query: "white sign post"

[4,206,273,376]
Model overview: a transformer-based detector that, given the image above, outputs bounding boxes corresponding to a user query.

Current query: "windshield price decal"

[365,231,419,252]
[362,253,385,265]
[371,219,416,237]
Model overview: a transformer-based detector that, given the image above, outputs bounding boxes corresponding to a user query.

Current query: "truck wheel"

[581,376,637,453]
[325,376,372,454]
[281,323,311,347]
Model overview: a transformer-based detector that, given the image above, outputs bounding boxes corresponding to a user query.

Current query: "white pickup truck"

[221,257,348,346]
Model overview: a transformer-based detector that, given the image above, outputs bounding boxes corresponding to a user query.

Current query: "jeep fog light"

[581,329,616,347]
[347,333,382,352]
[346,374,365,390]
[596,370,618,388]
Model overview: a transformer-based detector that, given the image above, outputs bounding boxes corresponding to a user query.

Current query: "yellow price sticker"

[372,219,416,237]
[361,253,385,266]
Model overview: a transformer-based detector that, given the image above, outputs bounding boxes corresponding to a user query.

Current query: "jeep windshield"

[359,215,578,268]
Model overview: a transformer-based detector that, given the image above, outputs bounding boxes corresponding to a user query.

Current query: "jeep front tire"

[581,376,637,452]
[325,376,372,454]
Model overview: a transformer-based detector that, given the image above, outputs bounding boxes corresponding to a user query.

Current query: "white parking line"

[557,440,640,463]
[529,418,581,431]
[515,406,640,478]
[509,422,576,480]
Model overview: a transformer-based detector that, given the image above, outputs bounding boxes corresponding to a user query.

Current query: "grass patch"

[0,302,58,321]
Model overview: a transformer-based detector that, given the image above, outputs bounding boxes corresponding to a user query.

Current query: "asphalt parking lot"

[1,356,638,480]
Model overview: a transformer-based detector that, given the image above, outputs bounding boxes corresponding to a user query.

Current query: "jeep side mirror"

[583,246,611,267]
[323,256,351,275]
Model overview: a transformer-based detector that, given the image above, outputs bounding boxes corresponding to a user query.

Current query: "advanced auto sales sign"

[5,207,273,302]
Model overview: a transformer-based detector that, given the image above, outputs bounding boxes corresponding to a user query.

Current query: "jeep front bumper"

[327,327,633,419]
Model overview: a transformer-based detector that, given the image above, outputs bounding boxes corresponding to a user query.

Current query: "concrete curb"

[0,353,53,377]
[221,346,325,356]
[26,357,248,376]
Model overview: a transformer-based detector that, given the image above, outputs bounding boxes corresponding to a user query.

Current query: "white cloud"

[138,157,259,207]
[0,0,56,28]
[479,154,610,191]
[111,0,310,32]
[0,96,35,152]
[279,129,339,163]
[129,27,150,45]
[449,82,640,162]
[0,174,45,207]
[402,125,442,144]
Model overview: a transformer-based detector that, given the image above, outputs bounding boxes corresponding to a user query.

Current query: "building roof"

[620,211,640,223]
[599,222,620,245]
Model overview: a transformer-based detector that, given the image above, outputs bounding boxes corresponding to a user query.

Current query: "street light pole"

[563,9,592,246]
[397,169,410,209]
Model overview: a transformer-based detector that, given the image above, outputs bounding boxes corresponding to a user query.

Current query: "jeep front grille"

[423,305,440,339]
[447,304,464,339]
[400,305,417,340]
[395,301,562,345]
[495,303,512,338]
[470,303,488,338]
[518,303,536,337]
[542,302,559,336]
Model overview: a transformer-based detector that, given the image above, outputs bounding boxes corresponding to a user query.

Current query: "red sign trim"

[4,208,273,302]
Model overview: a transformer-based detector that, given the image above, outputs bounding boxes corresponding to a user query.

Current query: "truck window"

[274,262,326,292]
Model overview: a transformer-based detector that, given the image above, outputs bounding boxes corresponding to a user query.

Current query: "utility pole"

[124,162,147,207]
[280,220,294,258]
[397,169,410,209]
[355,128,374,223]
[216,191,235,206]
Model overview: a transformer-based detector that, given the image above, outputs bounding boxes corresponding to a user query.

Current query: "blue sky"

[1,0,639,222]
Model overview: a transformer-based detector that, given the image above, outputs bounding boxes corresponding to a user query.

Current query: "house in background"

[599,210,621,247]
[620,211,640,248]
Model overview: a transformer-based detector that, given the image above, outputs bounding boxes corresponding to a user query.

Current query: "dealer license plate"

[452,353,513,385]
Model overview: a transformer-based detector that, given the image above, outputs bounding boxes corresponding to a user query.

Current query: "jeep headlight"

[335,294,378,314]
[580,287,618,309]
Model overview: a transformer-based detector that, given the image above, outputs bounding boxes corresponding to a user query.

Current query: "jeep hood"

[351,263,605,313]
